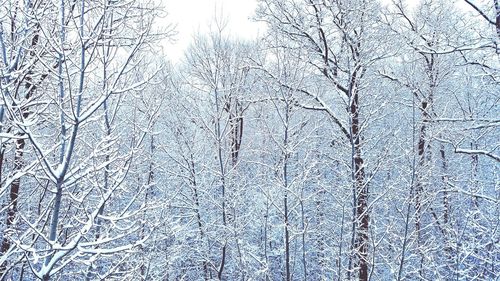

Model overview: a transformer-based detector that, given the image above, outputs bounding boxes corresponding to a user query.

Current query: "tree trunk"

[0,1,39,274]
[495,0,500,39]
[188,154,209,280]
[351,88,368,281]
[415,97,429,278]
[0,138,25,275]
[214,88,227,280]
[229,98,245,279]
[415,51,436,278]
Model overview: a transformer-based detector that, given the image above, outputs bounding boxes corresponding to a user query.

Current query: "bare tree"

[256,1,392,279]
[0,0,168,279]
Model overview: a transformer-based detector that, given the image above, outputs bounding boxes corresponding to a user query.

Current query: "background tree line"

[0,0,498,280]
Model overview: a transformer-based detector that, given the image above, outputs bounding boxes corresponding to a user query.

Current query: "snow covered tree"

[0,0,168,279]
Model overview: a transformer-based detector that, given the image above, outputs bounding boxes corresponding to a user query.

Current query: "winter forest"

[0,0,498,280]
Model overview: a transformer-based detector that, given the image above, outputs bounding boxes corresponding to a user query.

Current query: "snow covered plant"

[1,0,498,280]
[0,0,168,279]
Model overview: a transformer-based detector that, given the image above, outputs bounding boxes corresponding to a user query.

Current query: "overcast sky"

[162,0,263,62]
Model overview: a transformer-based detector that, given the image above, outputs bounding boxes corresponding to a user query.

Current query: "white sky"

[161,0,263,62]
[159,0,481,62]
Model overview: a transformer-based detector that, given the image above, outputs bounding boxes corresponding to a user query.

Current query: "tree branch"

[463,0,496,25]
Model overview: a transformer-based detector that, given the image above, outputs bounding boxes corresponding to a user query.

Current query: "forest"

[0,0,499,280]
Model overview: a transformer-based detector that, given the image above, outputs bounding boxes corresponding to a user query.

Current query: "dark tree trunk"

[188,153,209,280]
[0,138,25,275]
[415,96,430,278]
[0,26,39,275]
[495,0,500,38]
[351,88,369,281]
